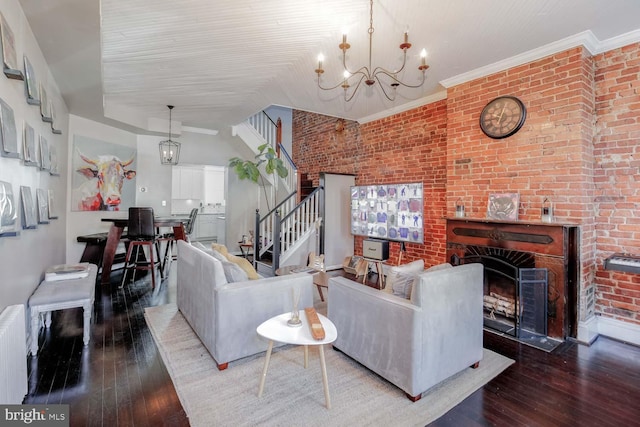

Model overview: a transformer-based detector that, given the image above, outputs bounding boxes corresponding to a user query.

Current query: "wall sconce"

[455,198,465,218]
[541,198,553,223]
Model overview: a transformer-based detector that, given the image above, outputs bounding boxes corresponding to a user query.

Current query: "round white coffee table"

[257,311,338,409]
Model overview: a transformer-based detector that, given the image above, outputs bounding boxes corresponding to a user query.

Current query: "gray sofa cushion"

[384,259,424,294]
[221,261,249,283]
[392,272,417,299]
[192,242,248,283]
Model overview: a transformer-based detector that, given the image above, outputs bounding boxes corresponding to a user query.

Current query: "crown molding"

[595,28,640,54]
[440,31,600,89]
[356,90,448,124]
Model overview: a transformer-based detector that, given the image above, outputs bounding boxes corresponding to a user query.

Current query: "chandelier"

[315,0,429,102]
[158,105,181,165]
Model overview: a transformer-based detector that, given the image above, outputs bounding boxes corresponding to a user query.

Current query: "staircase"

[233,110,321,275]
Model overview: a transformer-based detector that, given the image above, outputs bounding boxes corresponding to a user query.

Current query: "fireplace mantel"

[446,218,580,339]
[446,218,579,257]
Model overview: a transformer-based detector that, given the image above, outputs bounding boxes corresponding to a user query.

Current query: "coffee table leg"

[258,340,274,397]
[318,344,331,409]
[304,345,308,369]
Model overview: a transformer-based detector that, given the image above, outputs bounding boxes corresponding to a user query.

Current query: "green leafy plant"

[229,143,288,183]
[229,143,288,211]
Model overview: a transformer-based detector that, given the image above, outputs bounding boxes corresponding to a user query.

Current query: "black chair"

[121,207,163,289]
[162,208,198,273]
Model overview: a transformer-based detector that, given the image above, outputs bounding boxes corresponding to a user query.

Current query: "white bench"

[28,263,98,356]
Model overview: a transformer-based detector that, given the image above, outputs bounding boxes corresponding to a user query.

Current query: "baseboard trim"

[577,315,640,346]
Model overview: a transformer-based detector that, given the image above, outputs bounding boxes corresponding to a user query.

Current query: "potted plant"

[229,143,288,212]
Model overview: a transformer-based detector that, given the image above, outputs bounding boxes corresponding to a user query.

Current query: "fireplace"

[452,246,549,340]
[446,219,579,341]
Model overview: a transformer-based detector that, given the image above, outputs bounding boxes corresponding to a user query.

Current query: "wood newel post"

[276,118,282,157]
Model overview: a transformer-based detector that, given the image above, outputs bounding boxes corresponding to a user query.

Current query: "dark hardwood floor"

[25,265,640,426]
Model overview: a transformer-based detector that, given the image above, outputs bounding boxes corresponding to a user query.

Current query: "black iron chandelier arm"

[343,74,368,102]
[316,74,351,91]
[375,68,427,89]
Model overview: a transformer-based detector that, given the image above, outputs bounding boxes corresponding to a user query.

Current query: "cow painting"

[72,151,136,211]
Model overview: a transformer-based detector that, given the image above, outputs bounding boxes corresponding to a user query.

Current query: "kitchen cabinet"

[192,213,226,244]
[204,167,225,205]
[172,166,204,200]
[196,214,217,240]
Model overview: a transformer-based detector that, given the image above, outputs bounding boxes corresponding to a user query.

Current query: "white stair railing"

[257,193,298,259]
[248,111,277,147]
[279,190,320,255]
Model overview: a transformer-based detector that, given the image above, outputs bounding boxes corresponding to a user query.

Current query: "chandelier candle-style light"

[315,0,429,102]
[159,105,181,165]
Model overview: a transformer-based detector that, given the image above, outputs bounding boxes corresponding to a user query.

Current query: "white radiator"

[0,304,28,404]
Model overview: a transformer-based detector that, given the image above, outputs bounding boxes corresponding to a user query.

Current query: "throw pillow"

[392,272,417,299]
[212,243,259,280]
[384,259,424,294]
[221,261,249,283]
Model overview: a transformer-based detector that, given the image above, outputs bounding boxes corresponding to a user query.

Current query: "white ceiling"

[17,0,640,133]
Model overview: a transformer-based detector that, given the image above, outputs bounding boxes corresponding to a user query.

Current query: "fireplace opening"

[453,246,560,351]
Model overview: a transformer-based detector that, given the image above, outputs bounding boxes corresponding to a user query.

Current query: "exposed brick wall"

[293,101,448,267]
[593,42,640,325]
[446,46,598,324]
[292,43,640,327]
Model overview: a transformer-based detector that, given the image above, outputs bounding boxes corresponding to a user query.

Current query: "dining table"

[100,216,189,285]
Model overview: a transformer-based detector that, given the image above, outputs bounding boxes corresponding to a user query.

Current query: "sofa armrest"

[213,273,314,361]
[328,277,421,388]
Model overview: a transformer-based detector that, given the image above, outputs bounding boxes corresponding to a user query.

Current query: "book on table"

[45,264,90,281]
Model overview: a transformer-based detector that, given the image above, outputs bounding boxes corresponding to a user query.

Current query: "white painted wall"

[0,0,69,312]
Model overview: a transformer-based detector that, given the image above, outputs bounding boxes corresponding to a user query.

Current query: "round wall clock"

[479,96,526,139]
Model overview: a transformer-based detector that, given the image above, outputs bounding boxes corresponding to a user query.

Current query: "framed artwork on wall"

[23,122,38,166]
[487,192,520,221]
[0,180,18,235]
[20,186,37,229]
[49,143,59,176]
[39,135,50,171]
[0,98,19,158]
[50,103,62,135]
[0,13,23,80]
[350,182,424,243]
[71,135,137,211]
[36,188,49,224]
[47,189,58,220]
[39,84,53,123]
[23,56,40,105]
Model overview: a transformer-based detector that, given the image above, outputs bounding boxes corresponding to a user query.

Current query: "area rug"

[145,303,514,427]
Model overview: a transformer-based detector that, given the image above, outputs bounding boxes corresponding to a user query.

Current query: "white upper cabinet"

[172,165,225,206]
[204,167,225,205]
[171,166,204,200]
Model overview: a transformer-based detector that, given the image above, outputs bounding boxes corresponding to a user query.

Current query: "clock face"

[480,96,526,139]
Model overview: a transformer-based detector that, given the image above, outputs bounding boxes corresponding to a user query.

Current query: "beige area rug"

[145,303,514,427]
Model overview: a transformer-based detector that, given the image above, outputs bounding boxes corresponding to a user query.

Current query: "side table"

[257,311,338,409]
[238,242,254,262]
[362,258,386,289]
